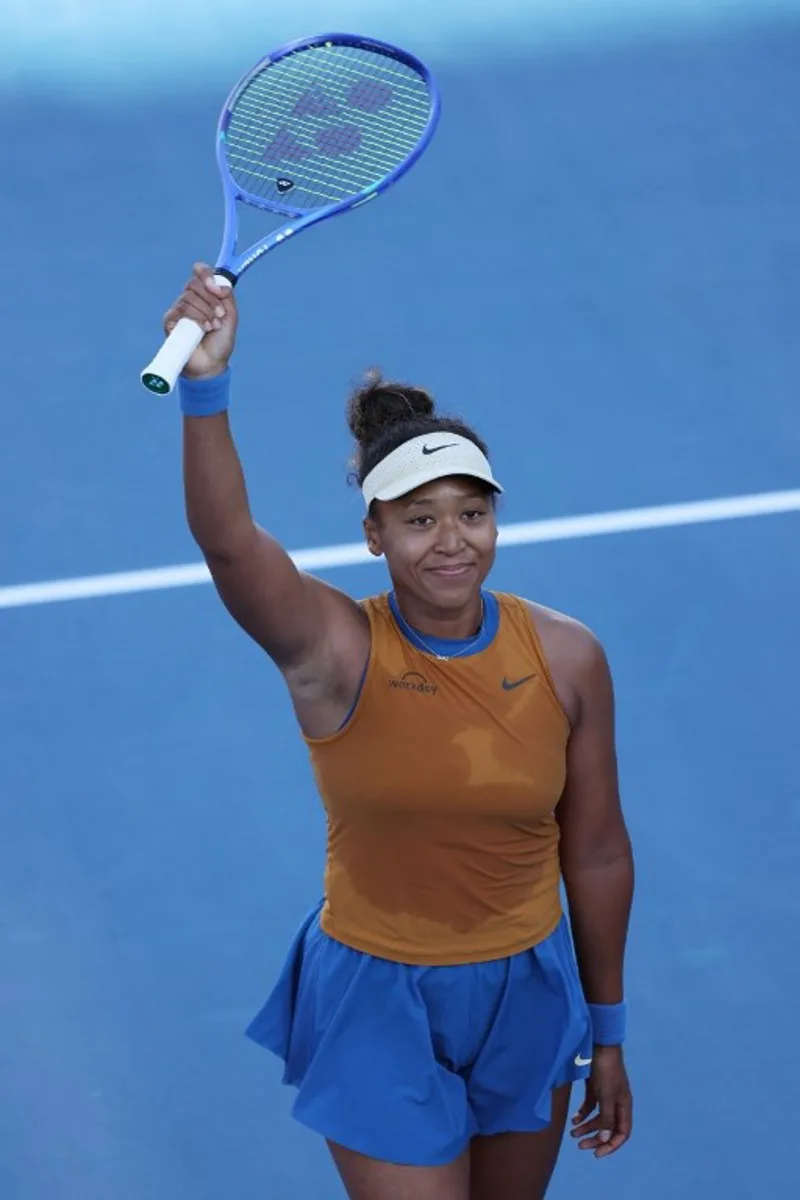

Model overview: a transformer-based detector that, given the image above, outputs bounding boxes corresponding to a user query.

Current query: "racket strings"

[227,112,415,198]
[224,43,434,210]
[257,44,431,127]
[232,93,424,171]
[276,47,431,116]
[228,68,428,201]
[235,81,427,153]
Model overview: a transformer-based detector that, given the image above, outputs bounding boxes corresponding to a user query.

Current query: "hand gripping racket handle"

[140,274,232,396]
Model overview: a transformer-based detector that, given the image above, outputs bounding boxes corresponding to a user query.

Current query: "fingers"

[571,1096,633,1158]
[593,1097,633,1159]
[163,263,235,335]
[570,1044,633,1160]
[192,261,230,296]
[571,1109,604,1146]
[571,1082,596,1128]
[598,1090,617,1142]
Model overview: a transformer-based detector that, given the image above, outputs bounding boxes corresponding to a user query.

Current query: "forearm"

[181,379,254,559]
[562,848,633,1006]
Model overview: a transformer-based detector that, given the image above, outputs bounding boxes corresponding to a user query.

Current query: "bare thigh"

[328,1141,470,1200]
[469,1084,572,1200]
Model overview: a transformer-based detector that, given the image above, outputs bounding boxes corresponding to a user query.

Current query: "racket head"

[214,33,441,271]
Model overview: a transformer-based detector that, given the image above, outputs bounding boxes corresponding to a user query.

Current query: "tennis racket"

[141,32,441,395]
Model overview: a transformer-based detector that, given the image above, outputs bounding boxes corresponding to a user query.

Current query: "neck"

[392,588,485,641]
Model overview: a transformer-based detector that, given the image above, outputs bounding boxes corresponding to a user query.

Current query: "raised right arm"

[167,265,368,696]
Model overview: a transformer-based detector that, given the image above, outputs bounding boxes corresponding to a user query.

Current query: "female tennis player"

[165,264,634,1200]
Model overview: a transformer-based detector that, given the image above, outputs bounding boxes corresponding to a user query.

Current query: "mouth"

[425,564,477,578]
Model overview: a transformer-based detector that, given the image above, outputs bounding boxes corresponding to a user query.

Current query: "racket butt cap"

[141,371,172,394]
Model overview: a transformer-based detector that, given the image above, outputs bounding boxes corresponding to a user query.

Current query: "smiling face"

[364,475,498,616]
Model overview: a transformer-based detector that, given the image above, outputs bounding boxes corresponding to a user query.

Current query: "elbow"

[560,827,634,878]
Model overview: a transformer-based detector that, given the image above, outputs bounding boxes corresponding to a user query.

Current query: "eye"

[463,508,488,521]
[408,514,435,527]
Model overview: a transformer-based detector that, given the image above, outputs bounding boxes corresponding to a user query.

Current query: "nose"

[434,518,466,555]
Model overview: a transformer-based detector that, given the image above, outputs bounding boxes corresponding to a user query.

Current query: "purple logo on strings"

[263,123,363,163]
[315,124,362,156]
[262,76,395,165]
[263,127,314,163]
[347,79,393,114]
[292,87,340,118]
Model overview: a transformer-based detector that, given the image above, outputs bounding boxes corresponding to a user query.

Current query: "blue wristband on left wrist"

[587,1001,627,1046]
[178,368,231,416]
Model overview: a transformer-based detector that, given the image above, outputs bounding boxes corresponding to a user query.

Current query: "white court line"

[1,487,798,612]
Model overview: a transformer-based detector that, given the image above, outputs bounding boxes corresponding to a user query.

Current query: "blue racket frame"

[213,32,441,281]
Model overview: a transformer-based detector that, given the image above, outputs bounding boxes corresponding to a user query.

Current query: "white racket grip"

[140,274,232,396]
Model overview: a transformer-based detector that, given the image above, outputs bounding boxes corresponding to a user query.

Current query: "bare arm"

[183,411,325,667]
[167,265,365,678]
[556,628,633,1004]
[543,617,634,1157]
[526,601,634,1002]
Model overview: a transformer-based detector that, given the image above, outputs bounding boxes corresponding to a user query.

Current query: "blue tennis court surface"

[2,5,798,1198]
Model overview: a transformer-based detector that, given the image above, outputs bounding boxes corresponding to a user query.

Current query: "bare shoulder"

[521,599,611,721]
[523,598,605,665]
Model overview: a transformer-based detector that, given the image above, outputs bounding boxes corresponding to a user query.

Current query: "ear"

[363,515,384,558]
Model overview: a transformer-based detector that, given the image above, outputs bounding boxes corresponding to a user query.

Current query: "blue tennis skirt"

[246,902,592,1166]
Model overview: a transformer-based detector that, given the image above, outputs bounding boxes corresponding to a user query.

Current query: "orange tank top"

[305,592,571,966]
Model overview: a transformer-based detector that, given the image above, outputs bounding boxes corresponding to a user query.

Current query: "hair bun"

[347,369,435,450]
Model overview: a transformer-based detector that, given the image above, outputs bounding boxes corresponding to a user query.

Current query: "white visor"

[361,432,503,510]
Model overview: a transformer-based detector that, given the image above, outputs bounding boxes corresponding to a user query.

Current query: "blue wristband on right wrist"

[179,368,231,416]
[587,1001,627,1046]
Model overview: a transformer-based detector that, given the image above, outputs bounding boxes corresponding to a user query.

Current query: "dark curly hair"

[347,370,492,503]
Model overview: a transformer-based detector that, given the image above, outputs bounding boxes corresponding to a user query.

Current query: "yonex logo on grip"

[389,671,437,695]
